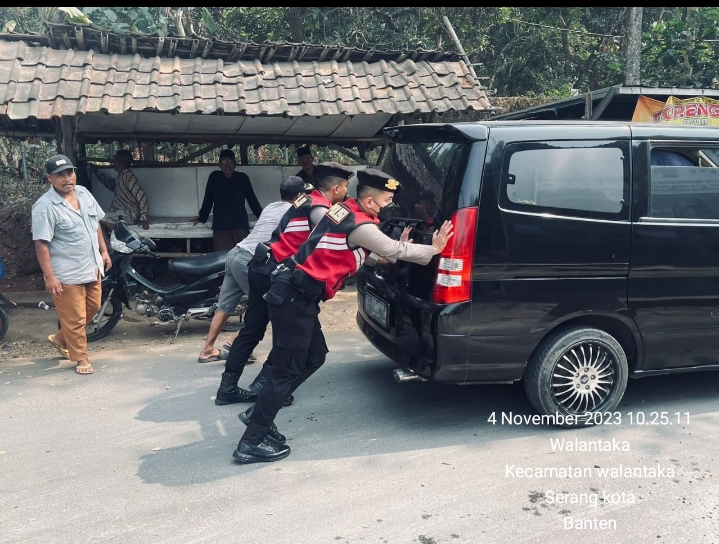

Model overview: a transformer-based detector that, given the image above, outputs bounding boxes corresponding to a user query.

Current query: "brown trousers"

[213,228,249,251]
[52,278,102,362]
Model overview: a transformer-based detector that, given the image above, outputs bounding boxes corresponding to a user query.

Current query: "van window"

[500,141,629,219]
[649,145,719,220]
[382,140,470,226]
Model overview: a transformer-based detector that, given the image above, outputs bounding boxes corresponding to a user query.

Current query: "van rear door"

[366,124,487,300]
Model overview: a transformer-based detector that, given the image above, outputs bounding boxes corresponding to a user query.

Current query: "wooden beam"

[327,143,368,165]
[375,143,389,166]
[78,133,390,146]
[176,142,225,163]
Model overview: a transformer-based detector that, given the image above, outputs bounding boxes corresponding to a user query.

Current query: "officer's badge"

[327,203,350,224]
[385,179,400,191]
[293,193,309,208]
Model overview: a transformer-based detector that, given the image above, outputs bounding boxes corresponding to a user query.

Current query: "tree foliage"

[1,7,719,96]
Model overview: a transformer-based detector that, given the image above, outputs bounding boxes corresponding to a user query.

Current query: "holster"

[251,242,271,265]
[292,268,325,299]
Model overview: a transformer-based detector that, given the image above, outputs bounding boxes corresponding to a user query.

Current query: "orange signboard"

[632,95,719,126]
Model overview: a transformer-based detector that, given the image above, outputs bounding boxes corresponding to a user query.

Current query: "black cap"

[219,149,236,161]
[314,161,354,181]
[46,154,75,174]
[356,168,402,194]
[280,175,314,197]
[297,146,312,157]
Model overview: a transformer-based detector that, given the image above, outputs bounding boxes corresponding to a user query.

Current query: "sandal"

[48,335,70,358]
[75,363,95,375]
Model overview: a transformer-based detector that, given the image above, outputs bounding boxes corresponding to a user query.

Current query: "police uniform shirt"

[347,223,435,265]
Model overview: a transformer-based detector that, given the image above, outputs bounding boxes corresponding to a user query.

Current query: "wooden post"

[239,144,249,165]
[59,117,77,165]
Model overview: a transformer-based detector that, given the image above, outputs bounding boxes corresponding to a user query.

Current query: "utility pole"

[625,7,643,85]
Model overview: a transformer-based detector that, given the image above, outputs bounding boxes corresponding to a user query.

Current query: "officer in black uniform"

[232,169,454,464]
[214,162,354,407]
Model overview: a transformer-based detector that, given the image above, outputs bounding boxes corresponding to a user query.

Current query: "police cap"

[313,161,354,181]
[356,168,402,194]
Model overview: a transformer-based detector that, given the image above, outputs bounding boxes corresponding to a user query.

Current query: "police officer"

[214,162,355,406]
[232,169,454,463]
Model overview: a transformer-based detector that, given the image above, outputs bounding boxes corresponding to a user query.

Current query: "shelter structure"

[493,84,719,121]
[0,23,494,163]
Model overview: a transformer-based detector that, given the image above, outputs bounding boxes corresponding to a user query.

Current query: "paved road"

[1,330,717,543]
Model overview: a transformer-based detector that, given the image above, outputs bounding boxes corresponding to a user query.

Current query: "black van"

[356,120,719,425]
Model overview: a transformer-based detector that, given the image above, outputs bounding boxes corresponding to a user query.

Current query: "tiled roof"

[0,37,492,123]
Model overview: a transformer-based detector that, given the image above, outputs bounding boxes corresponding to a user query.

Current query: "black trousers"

[223,255,276,375]
[241,272,328,445]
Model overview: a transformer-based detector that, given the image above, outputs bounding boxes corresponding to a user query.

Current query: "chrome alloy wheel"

[551,341,617,414]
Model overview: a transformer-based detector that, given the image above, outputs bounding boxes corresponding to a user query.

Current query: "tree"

[625,7,643,84]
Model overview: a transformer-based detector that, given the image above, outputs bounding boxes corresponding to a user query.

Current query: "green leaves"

[201,8,217,36]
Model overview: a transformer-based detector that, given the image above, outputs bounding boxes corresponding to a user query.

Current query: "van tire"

[524,326,628,428]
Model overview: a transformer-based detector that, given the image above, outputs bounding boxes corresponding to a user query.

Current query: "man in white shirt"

[197,176,313,363]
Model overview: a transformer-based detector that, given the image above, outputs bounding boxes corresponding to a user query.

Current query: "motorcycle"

[0,291,18,342]
[85,220,229,344]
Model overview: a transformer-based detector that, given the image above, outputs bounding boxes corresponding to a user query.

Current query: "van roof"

[385,120,719,141]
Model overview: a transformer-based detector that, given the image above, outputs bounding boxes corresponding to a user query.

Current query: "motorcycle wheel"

[57,295,123,342]
[0,305,8,342]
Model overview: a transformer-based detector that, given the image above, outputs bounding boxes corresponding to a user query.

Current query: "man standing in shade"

[88,149,150,231]
[192,149,264,251]
[295,146,315,185]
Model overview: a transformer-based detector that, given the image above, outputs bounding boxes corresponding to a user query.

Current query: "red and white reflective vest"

[294,198,378,300]
[268,189,330,263]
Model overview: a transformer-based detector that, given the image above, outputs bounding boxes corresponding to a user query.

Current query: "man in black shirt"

[295,146,315,186]
[192,149,264,251]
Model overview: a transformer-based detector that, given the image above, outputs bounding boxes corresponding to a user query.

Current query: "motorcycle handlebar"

[140,244,161,260]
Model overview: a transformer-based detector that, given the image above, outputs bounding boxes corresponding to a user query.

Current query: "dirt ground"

[0,277,361,360]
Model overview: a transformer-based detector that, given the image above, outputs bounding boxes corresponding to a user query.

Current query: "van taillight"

[431,206,478,304]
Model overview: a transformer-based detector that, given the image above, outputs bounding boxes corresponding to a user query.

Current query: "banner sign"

[631,95,719,126]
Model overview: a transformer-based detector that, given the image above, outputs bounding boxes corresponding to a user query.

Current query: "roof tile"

[0,39,491,120]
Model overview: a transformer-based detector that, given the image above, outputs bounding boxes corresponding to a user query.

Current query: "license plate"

[364,291,389,329]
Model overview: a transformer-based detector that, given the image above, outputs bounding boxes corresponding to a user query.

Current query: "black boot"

[238,405,286,445]
[248,365,294,406]
[215,372,257,406]
[233,437,291,464]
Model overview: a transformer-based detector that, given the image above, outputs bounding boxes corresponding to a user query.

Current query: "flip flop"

[75,363,94,375]
[197,352,226,364]
[48,335,70,358]
[222,342,233,351]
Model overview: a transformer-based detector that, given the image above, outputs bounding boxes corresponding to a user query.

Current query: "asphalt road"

[1,329,717,544]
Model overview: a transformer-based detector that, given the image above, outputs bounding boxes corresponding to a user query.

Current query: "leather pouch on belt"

[292,269,324,299]
[263,271,296,306]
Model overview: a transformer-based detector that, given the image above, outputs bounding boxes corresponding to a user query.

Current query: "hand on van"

[431,221,454,255]
[400,225,414,243]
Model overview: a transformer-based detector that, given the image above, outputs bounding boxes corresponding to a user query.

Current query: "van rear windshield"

[380,140,470,227]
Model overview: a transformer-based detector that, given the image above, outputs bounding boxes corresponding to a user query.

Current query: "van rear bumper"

[356,290,470,383]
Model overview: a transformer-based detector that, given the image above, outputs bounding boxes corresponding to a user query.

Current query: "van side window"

[500,141,629,219]
[649,146,719,220]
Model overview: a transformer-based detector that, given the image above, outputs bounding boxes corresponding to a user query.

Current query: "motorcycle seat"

[168,251,228,282]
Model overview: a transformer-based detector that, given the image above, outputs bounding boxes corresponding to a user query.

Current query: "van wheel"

[524,326,628,428]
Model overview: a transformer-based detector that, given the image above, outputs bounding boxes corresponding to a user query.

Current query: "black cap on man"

[46,154,75,174]
[280,175,314,199]
[356,168,402,194]
[313,161,354,182]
